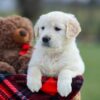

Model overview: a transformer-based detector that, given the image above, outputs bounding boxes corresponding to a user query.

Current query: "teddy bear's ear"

[0,17,4,24]
[0,17,3,20]
[66,15,81,38]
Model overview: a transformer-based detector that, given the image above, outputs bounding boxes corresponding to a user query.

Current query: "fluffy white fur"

[27,11,85,97]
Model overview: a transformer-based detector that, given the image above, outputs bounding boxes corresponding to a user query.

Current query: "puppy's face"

[34,11,81,52]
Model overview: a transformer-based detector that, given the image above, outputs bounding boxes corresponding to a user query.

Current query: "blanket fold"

[0,73,83,100]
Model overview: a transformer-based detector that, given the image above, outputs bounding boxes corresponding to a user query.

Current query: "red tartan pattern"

[0,74,83,100]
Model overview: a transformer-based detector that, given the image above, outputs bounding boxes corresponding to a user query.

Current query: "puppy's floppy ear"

[34,21,39,39]
[34,15,44,39]
[66,15,81,38]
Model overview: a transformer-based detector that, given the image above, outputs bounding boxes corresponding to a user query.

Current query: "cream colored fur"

[27,11,85,97]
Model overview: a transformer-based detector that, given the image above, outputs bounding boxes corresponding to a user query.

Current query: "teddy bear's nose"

[19,30,27,36]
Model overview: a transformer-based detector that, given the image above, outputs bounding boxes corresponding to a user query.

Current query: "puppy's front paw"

[27,77,42,92]
[57,80,72,97]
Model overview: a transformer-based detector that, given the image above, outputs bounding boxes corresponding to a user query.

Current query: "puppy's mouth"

[42,42,51,47]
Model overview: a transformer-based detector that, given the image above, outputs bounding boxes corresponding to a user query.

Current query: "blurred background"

[0,0,100,99]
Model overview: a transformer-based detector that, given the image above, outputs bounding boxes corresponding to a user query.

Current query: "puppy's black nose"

[42,36,51,43]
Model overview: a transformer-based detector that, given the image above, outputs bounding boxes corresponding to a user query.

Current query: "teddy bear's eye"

[54,27,61,31]
[41,26,45,30]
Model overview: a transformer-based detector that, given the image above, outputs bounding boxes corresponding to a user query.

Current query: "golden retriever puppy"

[27,11,85,97]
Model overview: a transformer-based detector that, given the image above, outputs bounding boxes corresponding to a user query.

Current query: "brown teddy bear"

[0,16,34,74]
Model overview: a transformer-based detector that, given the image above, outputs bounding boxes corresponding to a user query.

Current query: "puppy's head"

[34,11,81,52]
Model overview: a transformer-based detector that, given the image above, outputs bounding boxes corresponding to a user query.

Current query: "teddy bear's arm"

[18,46,33,73]
[0,61,16,74]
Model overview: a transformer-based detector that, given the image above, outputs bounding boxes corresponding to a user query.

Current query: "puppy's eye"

[54,27,61,31]
[41,26,45,30]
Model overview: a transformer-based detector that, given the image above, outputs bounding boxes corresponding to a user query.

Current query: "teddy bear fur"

[0,15,34,74]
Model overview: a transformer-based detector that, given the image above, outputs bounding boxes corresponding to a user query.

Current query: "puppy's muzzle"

[42,36,51,47]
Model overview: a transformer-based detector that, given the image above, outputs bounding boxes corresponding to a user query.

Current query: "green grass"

[78,42,100,100]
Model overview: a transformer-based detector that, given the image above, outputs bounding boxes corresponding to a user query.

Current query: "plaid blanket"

[0,73,83,100]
